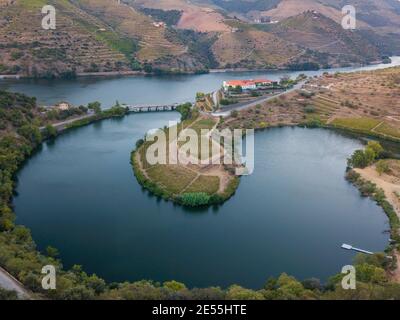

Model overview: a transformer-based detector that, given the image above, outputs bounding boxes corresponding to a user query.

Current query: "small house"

[56,102,71,111]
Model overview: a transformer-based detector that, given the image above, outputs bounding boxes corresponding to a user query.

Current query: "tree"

[226,285,264,300]
[376,160,390,175]
[233,85,242,94]
[45,124,57,138]
[17,125,42,145]
[86,274,106,294]
[87,101,102,114]
[356,263,387,285]
[176,103,192,121]
[196,92,205,101]
[0,288,18,300]
[46,246,59,259]
[364,147,376,165]
[163,280,187,292]
[61,285,95,300]
[367,141,383,158]
[304,105,315,113]
[348,150,371,168]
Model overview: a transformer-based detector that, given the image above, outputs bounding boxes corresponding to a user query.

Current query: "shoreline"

[346,166,400,280]
[1,57,397,81]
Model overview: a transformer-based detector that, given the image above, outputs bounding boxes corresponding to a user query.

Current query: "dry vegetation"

[221,67,400,142]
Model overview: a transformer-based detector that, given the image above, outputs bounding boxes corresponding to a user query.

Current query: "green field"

[185,175,220,195]
[331,117,381,131]
[374,122,400,139]
[146,165,197,195]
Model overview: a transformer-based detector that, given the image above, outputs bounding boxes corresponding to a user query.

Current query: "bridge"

[124,103,181,113]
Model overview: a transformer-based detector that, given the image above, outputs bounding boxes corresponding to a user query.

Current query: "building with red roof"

[223,79,276,91]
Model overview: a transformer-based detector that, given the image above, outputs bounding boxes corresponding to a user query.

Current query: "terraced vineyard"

[0,0,134,76]
[309,94,340,123]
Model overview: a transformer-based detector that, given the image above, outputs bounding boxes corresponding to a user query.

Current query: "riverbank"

[354,161,400,263]
[1,57,395,81]
[345,166,400,277]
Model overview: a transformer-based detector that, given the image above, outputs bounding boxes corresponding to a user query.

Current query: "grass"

[374,123,400,139]
[185,175,220,195]
[146,165,197,195]
[331,117,381,131]
[190,119,217,133]
[19,0,48,9]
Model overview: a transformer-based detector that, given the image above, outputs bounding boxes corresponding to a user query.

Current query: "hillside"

[0,0,398,77]
[0,0,135,77]
[269,11,380,66]
[0,0,213,77]
[221,66,400,142]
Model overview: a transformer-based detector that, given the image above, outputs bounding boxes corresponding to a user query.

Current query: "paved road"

[212,82,305,117]
[40,112,95,132]
[0,267,31,299]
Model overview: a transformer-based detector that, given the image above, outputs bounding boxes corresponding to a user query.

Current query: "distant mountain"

[0,0,397,77]
[269,11,381,65]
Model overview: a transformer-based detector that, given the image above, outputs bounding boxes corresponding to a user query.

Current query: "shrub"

[220,98,238,106]
[44,124,57,138]
[179,192,210,207]
[230,110,239,118]
[306,117,322,128]
[176,102,192,120]
[304,105,315,113]
[376,160,390,175]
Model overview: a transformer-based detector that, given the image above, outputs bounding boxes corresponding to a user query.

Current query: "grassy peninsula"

[131,106,240,207]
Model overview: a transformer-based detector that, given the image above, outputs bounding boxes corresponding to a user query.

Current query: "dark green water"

[13,113,389,288]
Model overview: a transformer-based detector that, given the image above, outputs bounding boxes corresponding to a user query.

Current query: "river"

[1,57,400,107]
[7,58,400,289]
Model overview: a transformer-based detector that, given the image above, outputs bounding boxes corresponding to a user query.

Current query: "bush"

[347,142,383,168]
[179,192,210,207]
[220,99,238,106]
[306,117,322,128]
[44,124,57,138]
[176,103,192,121]
[304,105,316,113]
[376,160,390,175]
[230,110,239,118]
